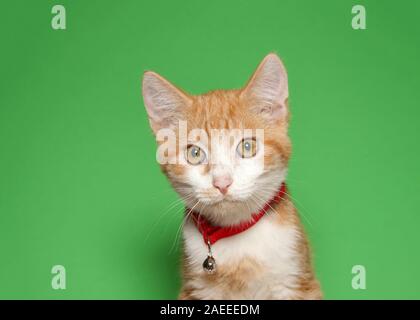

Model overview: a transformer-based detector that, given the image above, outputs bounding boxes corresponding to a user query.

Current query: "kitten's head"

[142,54,291,226]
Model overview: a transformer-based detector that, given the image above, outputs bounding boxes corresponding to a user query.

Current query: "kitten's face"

[142,54,290,226]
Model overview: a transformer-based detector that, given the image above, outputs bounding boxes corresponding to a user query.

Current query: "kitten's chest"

[182,215,301,299]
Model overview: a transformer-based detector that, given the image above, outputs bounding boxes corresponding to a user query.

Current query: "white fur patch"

[182,210,301,299]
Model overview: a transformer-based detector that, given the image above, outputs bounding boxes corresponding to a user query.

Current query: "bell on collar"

[203,255,216,274]
[203,240,216,274]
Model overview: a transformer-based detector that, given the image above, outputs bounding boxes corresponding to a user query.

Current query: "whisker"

[143,193,194,244]
[255,187,314,228]
[169,200,200,254]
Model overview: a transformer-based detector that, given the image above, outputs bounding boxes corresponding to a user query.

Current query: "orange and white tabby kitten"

[142,53,322,300]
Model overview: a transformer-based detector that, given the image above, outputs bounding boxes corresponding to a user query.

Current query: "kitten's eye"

[237,138,257,158]
[185,145,206,165]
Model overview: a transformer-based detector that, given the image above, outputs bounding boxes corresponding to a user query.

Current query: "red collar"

[189,183,287,245]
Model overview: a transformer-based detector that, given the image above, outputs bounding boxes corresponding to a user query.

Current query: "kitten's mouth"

[191,188,253,206]
[206,193,248,205]
[222,194,243,202]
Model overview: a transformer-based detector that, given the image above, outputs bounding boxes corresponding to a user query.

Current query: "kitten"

[142,53,322,300]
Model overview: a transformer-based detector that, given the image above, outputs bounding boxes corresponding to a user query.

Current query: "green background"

[0,0,419,299]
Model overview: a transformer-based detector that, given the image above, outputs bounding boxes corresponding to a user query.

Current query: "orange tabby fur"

[179,198,322,299]
[142,53,322,299]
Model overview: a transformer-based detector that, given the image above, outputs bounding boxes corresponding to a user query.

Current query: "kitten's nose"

[213,175,233,195]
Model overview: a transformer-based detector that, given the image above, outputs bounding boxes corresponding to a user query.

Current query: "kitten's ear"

[241,53,289,121]
[142,71,192,133]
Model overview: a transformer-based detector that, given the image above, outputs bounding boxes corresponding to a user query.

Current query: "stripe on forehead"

[186,89,263,133]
